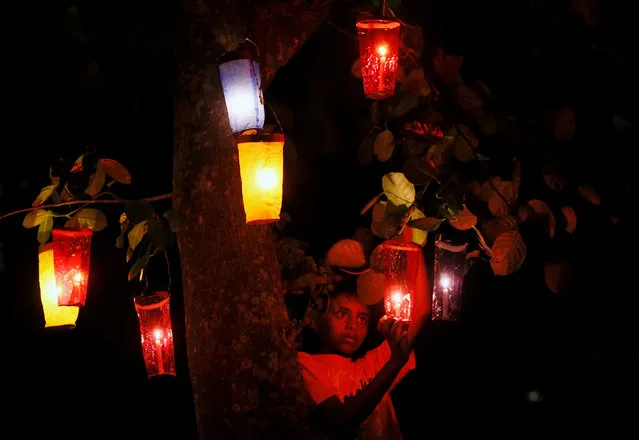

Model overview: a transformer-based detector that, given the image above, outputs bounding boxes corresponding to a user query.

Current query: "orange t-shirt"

[298,342,416,440]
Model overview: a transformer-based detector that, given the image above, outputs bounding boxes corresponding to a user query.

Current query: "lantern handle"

[266,101,284,134]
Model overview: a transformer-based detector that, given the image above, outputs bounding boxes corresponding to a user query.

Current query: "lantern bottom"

[45,324,77,331]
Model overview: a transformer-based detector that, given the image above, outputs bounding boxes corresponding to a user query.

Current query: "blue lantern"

[219,59,265,134]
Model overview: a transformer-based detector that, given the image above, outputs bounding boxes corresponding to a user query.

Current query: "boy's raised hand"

[378,315,411,366]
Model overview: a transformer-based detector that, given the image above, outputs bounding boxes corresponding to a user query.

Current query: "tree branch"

[0,193,173,221]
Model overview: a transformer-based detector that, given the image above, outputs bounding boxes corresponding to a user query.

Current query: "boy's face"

[323,294,369,356]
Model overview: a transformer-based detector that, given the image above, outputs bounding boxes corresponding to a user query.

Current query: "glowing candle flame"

[73,272,82,284]
[154,329,163,342]
[440,275,451,289]
[256,168,277,190]
[392,291,402,305]
[377,44,388,57]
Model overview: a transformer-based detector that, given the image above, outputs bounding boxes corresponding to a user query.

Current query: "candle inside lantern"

[440,275,451,320]
[432,236,467,321]
[154,329,165,375]
[379,240,421,321]
[377,44,388,91]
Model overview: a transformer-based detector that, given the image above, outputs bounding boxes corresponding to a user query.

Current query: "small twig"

[65,191,121,218]
[472,225,493,257]
[0,193,172,221]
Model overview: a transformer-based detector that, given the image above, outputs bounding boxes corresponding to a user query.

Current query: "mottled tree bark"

[173,1,316,438]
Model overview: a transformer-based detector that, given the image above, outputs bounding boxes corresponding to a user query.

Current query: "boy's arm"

[312,321,410,436]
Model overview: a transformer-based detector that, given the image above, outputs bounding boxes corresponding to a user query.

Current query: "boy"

[298,252,429,439]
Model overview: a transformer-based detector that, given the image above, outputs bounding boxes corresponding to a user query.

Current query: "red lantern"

[380,240,421,321]
[356,19,401,99]
[52,228,93,307]
[134,292,176,377]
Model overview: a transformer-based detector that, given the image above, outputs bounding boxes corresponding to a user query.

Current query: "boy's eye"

[358,316,369,324]
[334,310,346,318]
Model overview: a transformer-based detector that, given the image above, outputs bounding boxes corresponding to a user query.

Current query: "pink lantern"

[134,292,176,377]
[379,240,421,321]
[432,236,468,321]
[52,228,93,306]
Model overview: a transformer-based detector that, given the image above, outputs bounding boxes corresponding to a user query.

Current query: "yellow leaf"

[490,230,526,276]
[23,209,53,229]
[65,208,108,231]
[37,215,54,244]
[327,239,367,269]
[357,270,385,305]
[99,158,131,184]
[85,166,106,197]
[128,221,148,250]
[32,184,59,207]
[402,209,428,246]
[382,173,415,206]
[374,130,394,162]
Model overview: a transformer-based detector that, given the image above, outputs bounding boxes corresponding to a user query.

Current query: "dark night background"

[2,0,638,438]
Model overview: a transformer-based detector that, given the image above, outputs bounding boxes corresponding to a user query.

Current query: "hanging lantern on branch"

[432,235,467,321]
[219,57,265,134]
[356,19,401,100]
[134,292,176,378]
[52,228,93,307]
[379,239,421,321]
[237,132,284,224]
[38,244,80,329]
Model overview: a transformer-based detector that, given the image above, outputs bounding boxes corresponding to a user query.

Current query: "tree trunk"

[172,1,312,438]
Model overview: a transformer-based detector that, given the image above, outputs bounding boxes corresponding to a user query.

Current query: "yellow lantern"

[237,133,284,224]
[38,243,79,329]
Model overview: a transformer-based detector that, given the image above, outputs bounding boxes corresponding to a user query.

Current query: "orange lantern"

[38,243,80,329]
[432,236,467,321]
[52,228,93,307]
[379,240,421,321]
[356,19,401,100]
[134,292,176,377]
[237,132,284,224]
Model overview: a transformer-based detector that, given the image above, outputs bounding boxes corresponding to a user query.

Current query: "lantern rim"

[134,291,170,310]
[380,239,422,252]
[237,133,284,144]
[52,227,94,237]
[356,19,400,30]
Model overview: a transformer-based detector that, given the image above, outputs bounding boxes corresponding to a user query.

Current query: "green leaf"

[128,252,150,281]
[148,216,173,251]
[384,200,409,223]
[37,215,54,244]
[128,220,148,250]
[31,184,59,207]
[163,210,183,232]
[125,201,153,223]
[65,208,107,231]
[407,217,442,231]
[99,158,131,184]
[85,166,106,197]
[23,209,53,228]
